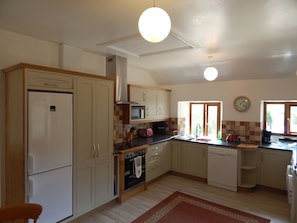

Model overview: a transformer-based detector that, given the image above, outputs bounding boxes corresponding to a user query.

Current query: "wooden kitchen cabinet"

[171,140,182,172]
[128,84,171,122]
[26,69,74,89]
[129,85,147,105]
[2,64,75,205]
[75,77,114,214]
[181,142,207,178]
[257,148,292,190]
[157,90,170,119]
[146,141,171,182]
[2,64,115,220]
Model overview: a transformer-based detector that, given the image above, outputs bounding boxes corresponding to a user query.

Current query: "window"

[190,102,221,138]
[263,102,297,136]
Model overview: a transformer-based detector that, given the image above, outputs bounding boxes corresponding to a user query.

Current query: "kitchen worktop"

[114,134,173,153]
[114,134,296,154]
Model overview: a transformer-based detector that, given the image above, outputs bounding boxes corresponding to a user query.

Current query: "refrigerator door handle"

[28,179,34,197]
[28,154,34,174]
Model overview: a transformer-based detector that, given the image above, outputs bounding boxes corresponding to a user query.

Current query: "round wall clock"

[233,96,250,112]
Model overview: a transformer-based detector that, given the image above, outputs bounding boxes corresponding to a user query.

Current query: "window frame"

[189,102,221,137]
[263,101,297,136]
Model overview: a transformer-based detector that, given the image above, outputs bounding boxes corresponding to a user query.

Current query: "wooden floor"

[76,173,290,223]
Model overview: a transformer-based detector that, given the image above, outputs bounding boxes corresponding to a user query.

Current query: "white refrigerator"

[27,91,73,223]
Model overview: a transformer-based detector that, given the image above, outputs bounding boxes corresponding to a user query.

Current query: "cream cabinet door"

[157,90,170,119]
[145,89,158,119]
[171,141,182,172]
[161,141,171,174]
[257,148,291,190]
[75,77,114,214]
[129,86,146,105]
[181,142,207,178]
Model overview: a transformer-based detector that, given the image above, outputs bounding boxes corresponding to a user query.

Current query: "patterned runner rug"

[132,191,270,223]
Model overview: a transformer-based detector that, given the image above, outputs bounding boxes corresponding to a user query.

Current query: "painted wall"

[163,78,297,122]
[128,65,157,86]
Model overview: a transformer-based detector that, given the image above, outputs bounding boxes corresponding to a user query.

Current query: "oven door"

[124,154,145,190]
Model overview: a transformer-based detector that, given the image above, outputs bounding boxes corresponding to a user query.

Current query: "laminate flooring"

[75,173,290,223]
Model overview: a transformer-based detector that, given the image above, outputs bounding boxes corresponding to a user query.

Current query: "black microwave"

[131,106,145,120]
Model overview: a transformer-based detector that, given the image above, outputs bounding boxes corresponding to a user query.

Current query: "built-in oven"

[124,148,146,190]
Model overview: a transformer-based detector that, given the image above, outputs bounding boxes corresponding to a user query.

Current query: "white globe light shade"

[204,67,218,81]
[138,7,171,43]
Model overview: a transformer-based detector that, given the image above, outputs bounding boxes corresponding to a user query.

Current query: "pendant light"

[204,56,218,81]
[138,1,171,43]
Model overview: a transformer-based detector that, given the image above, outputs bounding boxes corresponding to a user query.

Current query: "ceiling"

[1,0,297,85]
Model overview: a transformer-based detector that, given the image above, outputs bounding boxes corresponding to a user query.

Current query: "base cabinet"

[181,142,207,178]
[171,141,182,172]
[75,77,114,215]
[170,141,207,179]
[146,141,171,182]
[257,148,292,190]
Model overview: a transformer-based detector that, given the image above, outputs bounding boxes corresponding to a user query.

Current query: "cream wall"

[164,77,297,122]
[128,65,157,86]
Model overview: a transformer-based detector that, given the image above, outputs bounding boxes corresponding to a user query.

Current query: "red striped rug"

[132,191,270,223]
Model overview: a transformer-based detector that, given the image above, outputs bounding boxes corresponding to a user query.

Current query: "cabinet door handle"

[44,82,58,87]
[92,145,96,158]
[96,144,100,157]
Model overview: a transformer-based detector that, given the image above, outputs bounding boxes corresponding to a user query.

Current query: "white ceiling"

[1,0,297,85]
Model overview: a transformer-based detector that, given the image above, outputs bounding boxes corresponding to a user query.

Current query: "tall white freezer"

[27,91,73,223]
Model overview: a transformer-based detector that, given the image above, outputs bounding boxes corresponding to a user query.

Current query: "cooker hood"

[106,55,135,104]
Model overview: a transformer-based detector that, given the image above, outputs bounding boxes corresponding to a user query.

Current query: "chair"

[0,203,42,223]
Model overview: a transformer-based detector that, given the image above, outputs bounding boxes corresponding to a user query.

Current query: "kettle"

[226,130,238,143]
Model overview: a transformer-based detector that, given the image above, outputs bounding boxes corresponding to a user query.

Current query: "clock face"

[233,96,250,112]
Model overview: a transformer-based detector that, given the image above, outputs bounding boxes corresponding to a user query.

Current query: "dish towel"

[134,156,142,178]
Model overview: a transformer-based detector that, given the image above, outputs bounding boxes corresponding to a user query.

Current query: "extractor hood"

[106,55,134,104]
[106,55,129,104]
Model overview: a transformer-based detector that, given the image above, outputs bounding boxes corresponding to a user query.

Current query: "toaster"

[138,128,153,137]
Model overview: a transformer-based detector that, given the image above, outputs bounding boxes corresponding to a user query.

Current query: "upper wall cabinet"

[126,84,171,123]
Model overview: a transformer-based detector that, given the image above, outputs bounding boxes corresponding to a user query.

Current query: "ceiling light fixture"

[138,1,171,43]
[204,56,218,81]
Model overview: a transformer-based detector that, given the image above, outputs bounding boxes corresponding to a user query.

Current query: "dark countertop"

[113,134,296,154]
[258,141,296,151]
[114,134,173,154]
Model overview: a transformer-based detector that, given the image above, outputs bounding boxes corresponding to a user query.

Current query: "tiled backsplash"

[222,120,261,144]
[114,104,261,145]
[114,105,178,144]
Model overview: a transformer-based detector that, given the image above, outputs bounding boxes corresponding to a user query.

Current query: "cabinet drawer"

[27,70,74,89]
[147,145,163,156]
